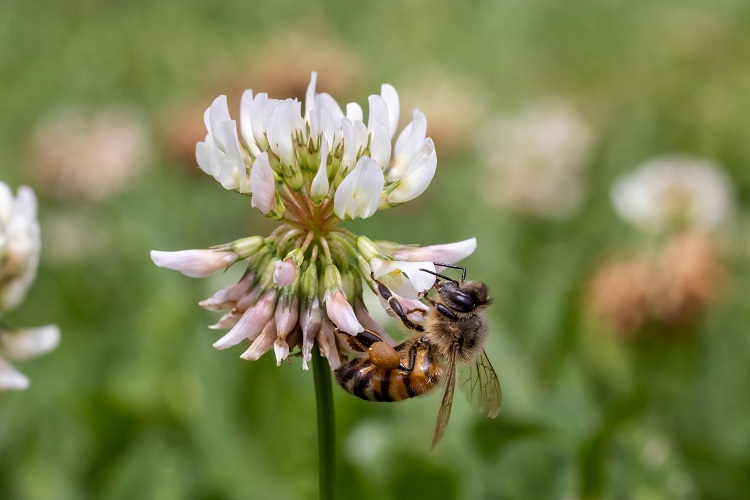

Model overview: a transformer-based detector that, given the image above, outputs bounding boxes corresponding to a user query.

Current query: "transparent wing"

[431,346,458,452]
[458,349,502,418]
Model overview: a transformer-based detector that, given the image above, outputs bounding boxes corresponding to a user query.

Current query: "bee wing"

[431,345,458,452]
[458,349,502,418]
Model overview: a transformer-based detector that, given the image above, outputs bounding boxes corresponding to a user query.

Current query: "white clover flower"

[0,183,60,391]
[0,183,41,312]
[480,100,593,219]
[152,73,478,370]
[0,325,60,390]
[611,156,733,233]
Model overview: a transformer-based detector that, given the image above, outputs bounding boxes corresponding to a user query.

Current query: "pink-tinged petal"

[150,249,238,278]
[387,138,436,204]
[0,358,29,390]
[393,238,477,265]
[311,140,330,200]
[334,157,384,220]
[381,84,400,138]
[325,288,362,335]
[371,259,436,299]
[250,153,277,214]
[273,258,298,287]
[275,296,299,339]
[240,320,276,360]
[317,319,342,370]
[300,297,322,370]
[213,291,276,349]
[378,292,429,323]
[0,325,60,361]
[209,310,242,329]
[369,122,392,170]
[273,339,290,366]
[199,273,254,311]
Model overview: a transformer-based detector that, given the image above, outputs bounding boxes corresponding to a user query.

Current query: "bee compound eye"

[447,291,475,312]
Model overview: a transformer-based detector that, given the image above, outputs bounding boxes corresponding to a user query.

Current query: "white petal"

[250,153,277,214]
[0,358,29,390]
[369,123,392,170]
[209,95,232,137]
[340,118,357,175]
[334,157,385,220]
[240,89,261,156]
[393,238,477,265]
[273,339,290,366]
[0,325,60,360]
[346,102,363,122]
[250,93,271,149]
[316,93,345,122]
[371,259,436,299]
[390,110,427,181]
[367,95,389,133]
[195,142,212,175]
[311,140,330,200]
[353,120,369,153]
[381,84,400,138]
[305,71,318,118]
[387,138,436,204]
[268,100,297,167]
[150,249,239,278]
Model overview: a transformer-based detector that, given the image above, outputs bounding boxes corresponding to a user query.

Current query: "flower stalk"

[312,343,336,500]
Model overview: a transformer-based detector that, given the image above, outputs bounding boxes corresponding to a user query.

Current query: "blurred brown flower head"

[28,108,152,201]
[479,100,593,219]
[162,33,364,166]
[588,231,724,336]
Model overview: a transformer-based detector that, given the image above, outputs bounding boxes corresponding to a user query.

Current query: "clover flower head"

[152,73,477,369]
[611,156,733,234]
[0,182,60,390]
[480,100,593,219]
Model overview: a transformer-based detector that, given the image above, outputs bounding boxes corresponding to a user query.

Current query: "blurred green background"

[2,0,750,498]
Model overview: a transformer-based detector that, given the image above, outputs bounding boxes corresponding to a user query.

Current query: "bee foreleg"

[372,277,425,333]
[436,303,459,321]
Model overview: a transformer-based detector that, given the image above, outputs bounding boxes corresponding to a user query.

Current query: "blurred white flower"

[0,183,40,311]
[0,183,60,391]
[28,108,152,201]
[0,325,61,391]
[480,100,593,219]
[611,156,733,233]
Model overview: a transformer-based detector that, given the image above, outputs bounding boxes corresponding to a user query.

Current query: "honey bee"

[335,263,502,450]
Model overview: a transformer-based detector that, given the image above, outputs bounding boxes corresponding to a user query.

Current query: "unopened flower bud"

[150,249,238,278]
[300,262,319,302]
[231,236,265,259]
[356,236,384,262]
[322,263,343,296]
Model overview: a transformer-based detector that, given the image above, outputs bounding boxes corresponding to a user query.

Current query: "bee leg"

[371,276,425,333]
[398,339,424,372]
[335,327,386,352]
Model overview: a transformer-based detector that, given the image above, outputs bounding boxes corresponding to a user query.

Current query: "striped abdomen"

[334,341,442,402]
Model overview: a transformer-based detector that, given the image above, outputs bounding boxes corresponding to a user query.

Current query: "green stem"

[311,344,335,500]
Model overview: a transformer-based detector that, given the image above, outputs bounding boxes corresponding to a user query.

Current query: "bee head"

[436,279,491,313]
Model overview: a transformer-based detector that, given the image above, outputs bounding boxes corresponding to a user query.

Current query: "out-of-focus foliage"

[2,0,750,498]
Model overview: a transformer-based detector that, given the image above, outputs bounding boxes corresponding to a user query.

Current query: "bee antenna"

[433,263,467,281]
[419,268,458,284]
